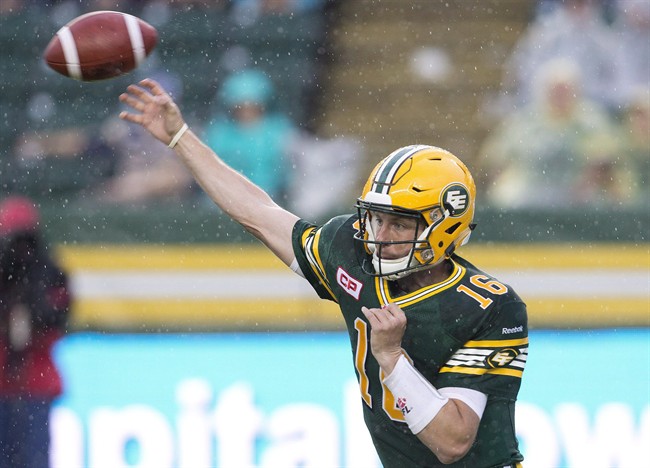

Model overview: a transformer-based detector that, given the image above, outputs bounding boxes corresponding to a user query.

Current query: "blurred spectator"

[9,127,115,200]
[0,196,71,468]
[89,70,196,206]
[534,0,618,21]
[231,0,325,25]
[477,58,619,209]
[574,132,637,207]
[575,87,650,208]
[88,117,195,205]
[617,88,650,205]
[0,0,24,14]
[203,69,298,202]
[14,129,89,163]
[610,0,650,110]
[286,132,364,222]
[9,70,195,206]
[497,0,618,115]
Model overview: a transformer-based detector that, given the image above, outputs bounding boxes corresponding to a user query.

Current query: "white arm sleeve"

[289,258,305,278]
[438,387,488,419]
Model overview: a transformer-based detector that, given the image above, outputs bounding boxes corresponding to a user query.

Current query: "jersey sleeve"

[291,218,339,302]
[435,299,528,399]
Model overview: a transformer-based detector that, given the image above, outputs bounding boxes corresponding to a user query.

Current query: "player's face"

[369,211,422,259]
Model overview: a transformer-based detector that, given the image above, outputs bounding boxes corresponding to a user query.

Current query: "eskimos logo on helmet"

[441,184,470,216]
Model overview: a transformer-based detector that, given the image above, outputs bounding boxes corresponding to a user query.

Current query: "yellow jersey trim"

[376,260,466,307]
[465,337,529,348]
[302,227,337,301]
[438,366,524,378]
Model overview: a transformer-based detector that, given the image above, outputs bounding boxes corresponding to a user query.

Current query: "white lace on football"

[57,27,82,80]
[123,13,146,66]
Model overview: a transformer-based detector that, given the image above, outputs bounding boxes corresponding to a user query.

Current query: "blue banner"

[52,329,650,468]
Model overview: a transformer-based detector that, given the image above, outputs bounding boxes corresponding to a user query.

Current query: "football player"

[119,79,528,467]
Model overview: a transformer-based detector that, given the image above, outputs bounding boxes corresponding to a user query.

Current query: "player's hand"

[119,78,186,147]
[361,303,407,375]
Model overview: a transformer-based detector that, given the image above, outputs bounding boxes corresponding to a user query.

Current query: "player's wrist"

[375,349,403,375]
[383,355,449,434]
[168,123,188,148]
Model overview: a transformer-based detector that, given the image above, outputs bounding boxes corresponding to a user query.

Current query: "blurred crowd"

[1,0,366,222]
[478,0,649,210]
[0,0,647,219]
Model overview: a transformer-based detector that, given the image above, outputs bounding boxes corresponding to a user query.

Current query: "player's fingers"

[118,110,141,124]
[361,306,382,325]
[154,94,174,109]
[119,93,145,111]
[125,83,152,101]
[140,78,165,96]
[383,303,406,321]
[366,308,396,330]
[376,304,396,321]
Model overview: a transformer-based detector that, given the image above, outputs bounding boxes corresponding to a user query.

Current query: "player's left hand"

[361,303,407,375]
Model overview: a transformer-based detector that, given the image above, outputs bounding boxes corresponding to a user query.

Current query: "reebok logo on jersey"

[337,267,363,300]
[502,325,524,335]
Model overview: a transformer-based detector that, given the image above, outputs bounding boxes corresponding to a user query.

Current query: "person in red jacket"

[0,196,71,468]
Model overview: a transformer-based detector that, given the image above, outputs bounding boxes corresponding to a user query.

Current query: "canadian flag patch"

[336,267,363,300]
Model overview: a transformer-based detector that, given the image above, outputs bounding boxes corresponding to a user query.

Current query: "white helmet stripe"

[371,145,430,195]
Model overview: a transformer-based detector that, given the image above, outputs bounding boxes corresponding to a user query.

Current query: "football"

[43,10,158,81]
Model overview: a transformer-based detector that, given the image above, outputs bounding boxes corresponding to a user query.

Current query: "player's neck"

[395,259,453,293]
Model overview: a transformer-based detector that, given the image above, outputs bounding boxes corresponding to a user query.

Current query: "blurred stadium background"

[1,0,648,467]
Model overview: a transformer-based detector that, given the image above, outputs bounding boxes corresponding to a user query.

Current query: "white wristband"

[168,123,188,148]
[383,355,449,434]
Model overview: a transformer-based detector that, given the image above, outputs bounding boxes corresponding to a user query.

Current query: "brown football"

[43,10,158,81]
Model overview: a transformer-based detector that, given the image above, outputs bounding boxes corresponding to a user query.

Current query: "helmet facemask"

[354,201,448,280]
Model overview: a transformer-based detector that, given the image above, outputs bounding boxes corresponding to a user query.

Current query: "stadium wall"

[57,243,649,331]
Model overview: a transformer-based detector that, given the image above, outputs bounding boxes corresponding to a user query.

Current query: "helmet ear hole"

[445,222,461,234]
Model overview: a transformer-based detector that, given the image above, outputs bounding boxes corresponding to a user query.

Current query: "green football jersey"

[292,216,528,468]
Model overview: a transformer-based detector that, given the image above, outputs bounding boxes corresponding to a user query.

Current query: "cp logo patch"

[337,267,363,300]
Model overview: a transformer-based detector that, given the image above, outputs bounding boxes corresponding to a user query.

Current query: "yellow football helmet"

[354,145,476,279]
